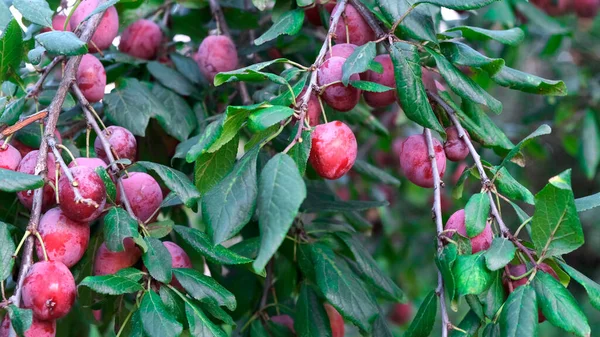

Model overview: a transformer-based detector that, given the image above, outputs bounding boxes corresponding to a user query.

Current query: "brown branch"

[207,0,252,105]
[424,129,450,337]
[26,56,64,99]
[0,110,48,139]
[7,3,112,334]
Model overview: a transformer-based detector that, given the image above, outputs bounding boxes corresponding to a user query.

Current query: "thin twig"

[282,0,349,154]
[0,110,48,139]
[26,57,64,99]
[424,129,450,337]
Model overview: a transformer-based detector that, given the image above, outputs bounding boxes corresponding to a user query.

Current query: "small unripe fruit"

[36,208,90,268]
[22,261,76,321]
[398,135,446,188]
[121,172,163,222]
[573,0,600,18]
[0,141,22,171]
[331,3,376,45]
[443,126,470,162]
[119,19,163,60]
[271,315,295,333]
[445,209,493,253]
[324,43,357,61]
[317,56,361,112]
[76,54,106,103]
[68,157,108,170]
[324,303,345,337]
[296,88,321,127]
[70,0,119,52]
[309,121,357,180]
[17,151,57,210]
[363,54,397,108]
[163,241,192,289]
[93,238,142,275]
[58,166,107,222]
[389,303,413,326]
[94,126,137,164]
[195,35,238,83]
[0,315,56,337]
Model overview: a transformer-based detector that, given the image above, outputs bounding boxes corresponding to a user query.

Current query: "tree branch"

[26,56,64,99]
[8,3,112,333]
[0,110,48,139]
[424,129,450,337]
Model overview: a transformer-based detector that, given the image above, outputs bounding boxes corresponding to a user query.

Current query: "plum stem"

[8,5,111,333]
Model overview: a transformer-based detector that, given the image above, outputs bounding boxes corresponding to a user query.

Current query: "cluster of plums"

[530,0,600,18]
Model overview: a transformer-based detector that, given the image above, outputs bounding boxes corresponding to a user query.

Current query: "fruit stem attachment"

[12,231,31,259]
[32,231,49,261]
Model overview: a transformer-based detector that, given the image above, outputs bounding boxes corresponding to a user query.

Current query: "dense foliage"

[0,0,599,336]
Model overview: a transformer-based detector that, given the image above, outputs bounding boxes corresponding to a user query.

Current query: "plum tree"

[195,35,238,83]
[317,56,360,112]
[443,126,470,162]
[21,261,76,320]
[324,303,345,337]
[309,121,357,180]
[323,43,357,60]
[94,126,137,164]
[331,3,375,45]
[17,151,57,210]
[0,316,56,337]
[574,0,600,17]
[389,303,413,326]
[69,0,119,51]
[121,172,163,222]
[58,166,106,222]
[445,209,493,253]
[93,239,141,275]
[119,19,163,60]
[36,208,89,268]
[76,54,106,103]
[363,54,396,108]
[0,141,22,171]
[398,135,446,188]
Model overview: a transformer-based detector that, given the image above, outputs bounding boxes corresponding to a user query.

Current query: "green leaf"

[173,268,236,310]
[200,300,235,325]
[450,310,482,337]
[202,147,259,245]
[214,58,289,86]
[186,119,223,163]
[302,199,388,213]
[140,291,183,337]
[404,291,438,337]
[499,124,551,168]
[559,262,600,311]
[308,244,379,331]
[454,252,494,296]
[349,80,394,92]
[288,129,312,175]
[0,97,24,125]
[483,323,501,337]
[208,103,271,153]
[254,10,304,45]
[253,0,269,10]
[484,238,516,271]
[136,161,200,208]
[80,0,119,22]
[436,244,457,302]
[248,105,294,132]
[104,78,166,136]
[195,136,238,195]
[79,274,144,295]
[465,193,490,237]
[7,305,32,336]
[426,47,502,114]
[36,31,87,56]
[352,160,401,186]
[103,207,139,252]
[415,0,499,9]
[0,221,15,281]
[341,41,376,85]
[170,53,203,85]
[579,110,600,180]
[513,0,569,36]
[159,286,185,324]
[147,62,197,96]
[390,42,444,133]
[499,285,538,337]
[116,268,145,281]
[479,274,505,318]
[152,85,197,142]
[295,284,332,337]
[575,192,600,212]
[533,272,590,336]
[254,154,306,272]
[531,170,584,258]
[0,168,44,192]
[444,26,524,45]
[185,301,227,337]
[95,167,117,203]
[13,0,53,27]
[489,167,534,204]
[337,233,405,302]
[0,2,12,31]
[0,20,23,82]
[378,0,438,43]
[142,237,173,283]
[173,225,252,265]
[492,66,567,96]
[440,41,505,77]
[341,105,390,137]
